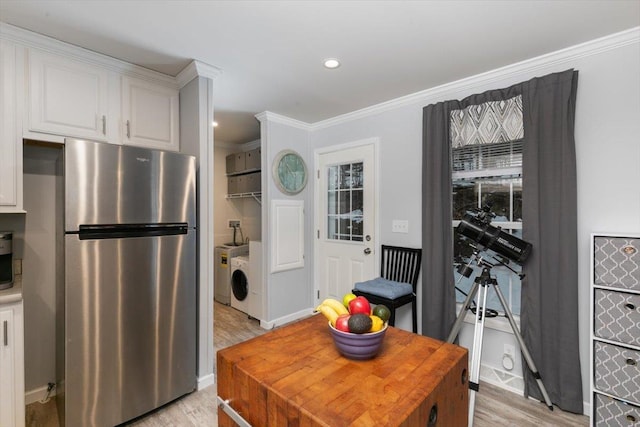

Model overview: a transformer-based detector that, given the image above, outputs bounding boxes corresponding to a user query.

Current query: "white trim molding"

[24,384,57,406]
[310,26,640,131]
[176,60,222,88]
[259,308,315,330]
[255,111,312,130]
[1,22,176,87]
[197,373,216,391]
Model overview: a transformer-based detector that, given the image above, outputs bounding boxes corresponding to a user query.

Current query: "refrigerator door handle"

[75,223,189,240]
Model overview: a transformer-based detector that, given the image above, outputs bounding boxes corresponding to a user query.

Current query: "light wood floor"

[26,301,588,426]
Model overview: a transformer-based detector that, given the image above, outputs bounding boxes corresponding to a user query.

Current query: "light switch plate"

[392,220,409,233]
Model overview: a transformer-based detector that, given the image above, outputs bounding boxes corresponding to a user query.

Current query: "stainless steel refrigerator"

[59,138,197,426]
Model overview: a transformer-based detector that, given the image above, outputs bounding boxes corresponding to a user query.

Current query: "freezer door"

[64,138,196,230]
[63,231,196,427]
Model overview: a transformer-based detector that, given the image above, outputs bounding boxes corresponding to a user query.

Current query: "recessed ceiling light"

[212,121,219,127]
[323,58,340,69]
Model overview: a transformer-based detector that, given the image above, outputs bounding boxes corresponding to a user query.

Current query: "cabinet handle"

[102,115,106,135]
[624,303,636,310]
[627,414,637,423]
[126,120,131,139]
[3,320,7,346]
[626,358,637,366]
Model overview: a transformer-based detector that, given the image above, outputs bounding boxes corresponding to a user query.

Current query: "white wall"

[258,116,314,324]
[0,143,63,401]
[302,30,640,407]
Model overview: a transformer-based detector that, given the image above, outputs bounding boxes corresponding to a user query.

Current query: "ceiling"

[1,1,638,144]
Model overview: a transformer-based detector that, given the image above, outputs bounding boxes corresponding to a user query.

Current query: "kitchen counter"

[0,275,22,304]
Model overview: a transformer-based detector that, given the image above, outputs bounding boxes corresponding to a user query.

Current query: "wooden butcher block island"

[217,314,468,427]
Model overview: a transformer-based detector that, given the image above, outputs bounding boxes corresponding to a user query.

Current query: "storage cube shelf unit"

[226,148,261,203]
[590,233,640,426]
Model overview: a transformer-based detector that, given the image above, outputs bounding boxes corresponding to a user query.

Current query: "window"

[327,162,364,242]
[451,96,524,316]
[453,171,523,315]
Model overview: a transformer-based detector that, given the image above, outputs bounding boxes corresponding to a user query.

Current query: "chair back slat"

[380,245,422,292]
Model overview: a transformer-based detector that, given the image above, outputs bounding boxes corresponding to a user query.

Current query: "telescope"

[449,205,553,420]
[456,205,532,265]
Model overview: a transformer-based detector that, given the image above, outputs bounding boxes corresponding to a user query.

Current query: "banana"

[315,304,339,326]
[321,298,349,316]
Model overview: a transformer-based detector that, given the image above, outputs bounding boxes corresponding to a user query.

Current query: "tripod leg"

[447,280,479,344]
[492,282,554,410]
[467,282,489,427]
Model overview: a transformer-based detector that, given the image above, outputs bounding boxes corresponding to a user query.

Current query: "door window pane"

[327,162,364,242]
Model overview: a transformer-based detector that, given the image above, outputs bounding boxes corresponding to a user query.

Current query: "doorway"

[314,139,379,304]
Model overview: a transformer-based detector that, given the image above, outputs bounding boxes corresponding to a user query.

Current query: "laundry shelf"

[226,192,262,205]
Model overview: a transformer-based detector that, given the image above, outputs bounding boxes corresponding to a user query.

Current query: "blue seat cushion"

[353,277,413,300]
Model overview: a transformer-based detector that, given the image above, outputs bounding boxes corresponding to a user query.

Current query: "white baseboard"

[260,308,314,330]
[480,364,525,395]
[26,376,217,405]
[479,363,590,416]
[25,384,57,405]
[197,373,216,391]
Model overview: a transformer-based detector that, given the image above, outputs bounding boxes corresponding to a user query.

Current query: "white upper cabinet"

[0,40,21,211]
[122,76,179,151]
[28,49,111,141]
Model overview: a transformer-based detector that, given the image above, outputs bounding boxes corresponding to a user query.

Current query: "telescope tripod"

[447,263,553,427]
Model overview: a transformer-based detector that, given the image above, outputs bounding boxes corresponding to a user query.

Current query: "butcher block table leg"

[217,314,468,427]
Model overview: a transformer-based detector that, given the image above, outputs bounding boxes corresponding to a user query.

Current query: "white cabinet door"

[0,301,25,427]
[122,76,179,151]
[29,49,110,141]
[0,40,20,210]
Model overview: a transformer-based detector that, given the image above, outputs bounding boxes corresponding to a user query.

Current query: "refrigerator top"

[64,138,196,231]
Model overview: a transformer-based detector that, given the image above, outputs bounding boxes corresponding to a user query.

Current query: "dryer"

[230,255,250,314]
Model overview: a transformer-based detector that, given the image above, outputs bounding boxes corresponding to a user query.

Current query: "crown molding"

[310,26,640,131]
[255,111,312,130]
[176,60,223,88]
[213,138,260,150]
[213,140,240,150]
[241,139,261,151]
[0,22,179,86]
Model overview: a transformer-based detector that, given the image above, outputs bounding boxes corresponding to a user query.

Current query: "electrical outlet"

[503,344,515,357]
[228,219,241,228]
[391,220,409,233]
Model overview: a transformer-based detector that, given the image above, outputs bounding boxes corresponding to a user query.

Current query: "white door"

[316,142,377,303]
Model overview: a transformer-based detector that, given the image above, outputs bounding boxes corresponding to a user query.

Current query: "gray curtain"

[421,69,582,412]
[421,101,456,340]
[421,84,521,340]
[521,69,582,413]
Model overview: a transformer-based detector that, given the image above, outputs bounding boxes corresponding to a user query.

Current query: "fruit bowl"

[328,321,388,360]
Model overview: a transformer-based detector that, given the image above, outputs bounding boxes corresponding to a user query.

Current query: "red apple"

[335,314,351,332]
[348,296,371,315]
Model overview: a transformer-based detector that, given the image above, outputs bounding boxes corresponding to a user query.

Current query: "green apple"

[342,293,357,309]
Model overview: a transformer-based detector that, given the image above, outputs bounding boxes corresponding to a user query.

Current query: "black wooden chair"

[352,245,422,333]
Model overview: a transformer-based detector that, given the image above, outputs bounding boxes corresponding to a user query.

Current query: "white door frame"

[313,137,381,305]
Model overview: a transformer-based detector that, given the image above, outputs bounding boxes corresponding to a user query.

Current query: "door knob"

[364,248,371,255]
[365,235,371,241]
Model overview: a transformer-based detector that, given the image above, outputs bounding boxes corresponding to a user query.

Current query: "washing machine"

[230,255,250,314]
[214,244,248,305]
